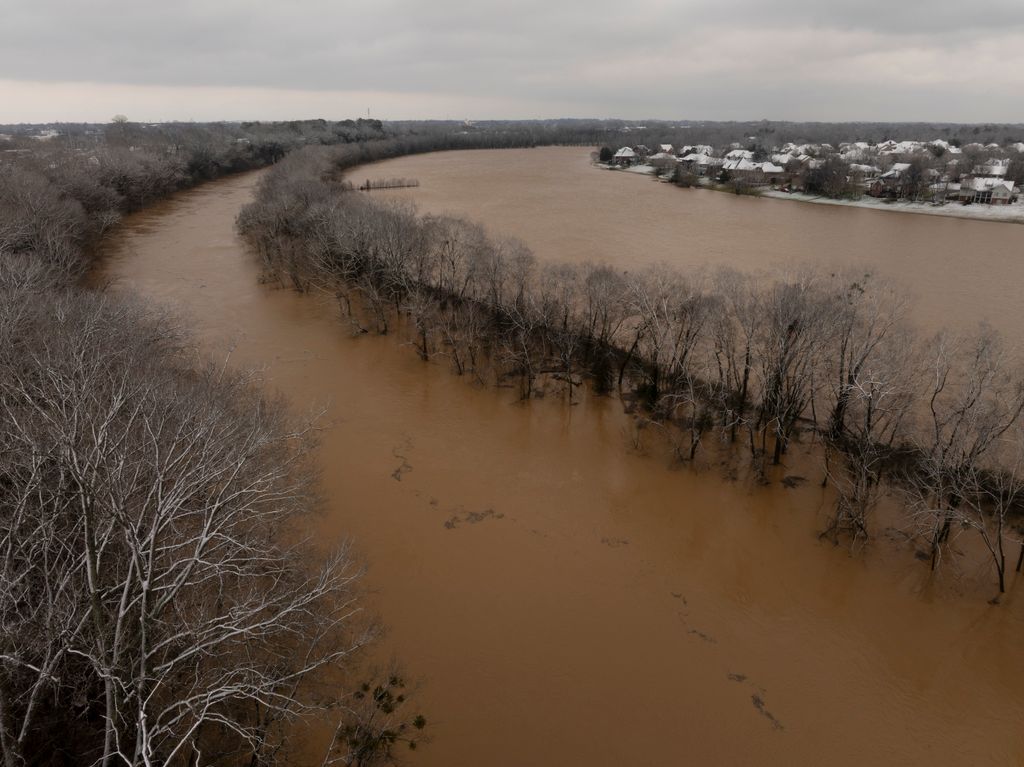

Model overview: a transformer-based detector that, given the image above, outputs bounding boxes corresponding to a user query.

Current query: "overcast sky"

[3,0,1023,123]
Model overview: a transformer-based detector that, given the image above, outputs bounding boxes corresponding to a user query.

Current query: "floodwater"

[359,146,1024,339]
[97,166,1024,766]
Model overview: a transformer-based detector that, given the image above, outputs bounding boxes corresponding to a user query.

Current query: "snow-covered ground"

[595,162,658,176]
[620,164,657,176]
[760,189,1024,225]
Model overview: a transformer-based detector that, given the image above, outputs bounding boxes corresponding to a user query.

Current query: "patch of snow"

[760,189,1024,224]
[621,164,657,175]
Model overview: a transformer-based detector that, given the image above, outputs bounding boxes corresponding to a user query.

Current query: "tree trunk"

[618,334,641,393]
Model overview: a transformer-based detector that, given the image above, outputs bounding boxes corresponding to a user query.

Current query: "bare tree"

[952,428,1024,597]
[822,271,907,439]
[753,271,832,466]
[905,328,1024,570]
[708,268,760,449]
[821,328,914,545]
[0,287,371,766]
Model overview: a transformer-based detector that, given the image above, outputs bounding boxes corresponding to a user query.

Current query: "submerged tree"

[905,328,1024,571]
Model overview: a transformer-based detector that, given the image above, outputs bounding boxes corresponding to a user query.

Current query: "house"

[928,181,961,201]
[972,158,1009,177]
[848,164,882,183]
[678,153,724,176]
[869,163,937,198]
[678,144,713,157]
[611,146,637,167]
[928,139,961,154]
[649,152,678,171]
[721,158,786,185]
[659,144,674,154]
[880,162,910,178]
[724,148,754,161]
[958,176,1016,204]
[877,140,925,156]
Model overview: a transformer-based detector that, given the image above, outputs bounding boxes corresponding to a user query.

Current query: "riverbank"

[760,187,1024,224]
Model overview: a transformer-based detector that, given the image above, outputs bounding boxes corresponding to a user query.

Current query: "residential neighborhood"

[600,138,1023,207]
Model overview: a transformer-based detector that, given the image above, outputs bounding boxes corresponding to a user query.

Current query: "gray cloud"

[2,0,1023,121]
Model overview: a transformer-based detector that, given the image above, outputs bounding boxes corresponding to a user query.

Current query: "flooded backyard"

[96,157,1024,766]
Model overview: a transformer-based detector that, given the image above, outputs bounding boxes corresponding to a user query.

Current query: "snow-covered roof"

[680,153,723,165]
[973,160,1009,177]
[722,159,784,173]
[722,158,754,171]
[880,162,911,179]
[725,148,754,160]
[614,147,637,158]
[964,176,1014,193]
[659,144,674,153]
[679,144,714,156]
[879,141,925,155]
[649,152,676,161]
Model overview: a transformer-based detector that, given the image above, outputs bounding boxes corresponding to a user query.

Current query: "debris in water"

[391,438,413,481]
[751,694,784,730]
[444,508,504,530]
[687,628,717,644]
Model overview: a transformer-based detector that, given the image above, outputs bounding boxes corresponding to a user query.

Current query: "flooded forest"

[126,146,1024,764]
[3,129,1024,766]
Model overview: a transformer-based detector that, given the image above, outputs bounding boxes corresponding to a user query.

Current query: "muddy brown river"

[98,157,1024,766]
[362,146,1024,338]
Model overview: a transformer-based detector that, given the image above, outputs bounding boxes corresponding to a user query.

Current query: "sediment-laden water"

[96,164,1024,766]
[360,146,1024,338]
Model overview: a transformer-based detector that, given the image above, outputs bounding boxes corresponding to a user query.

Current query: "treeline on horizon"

[0,121,447,765]
[8,116,1024,157]
[240,140,1024,598]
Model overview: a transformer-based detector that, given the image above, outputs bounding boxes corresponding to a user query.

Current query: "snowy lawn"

[760,189,1024,224]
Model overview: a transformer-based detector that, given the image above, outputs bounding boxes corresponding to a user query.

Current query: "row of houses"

[868,159,1018,204]
[606,141,1021,205]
